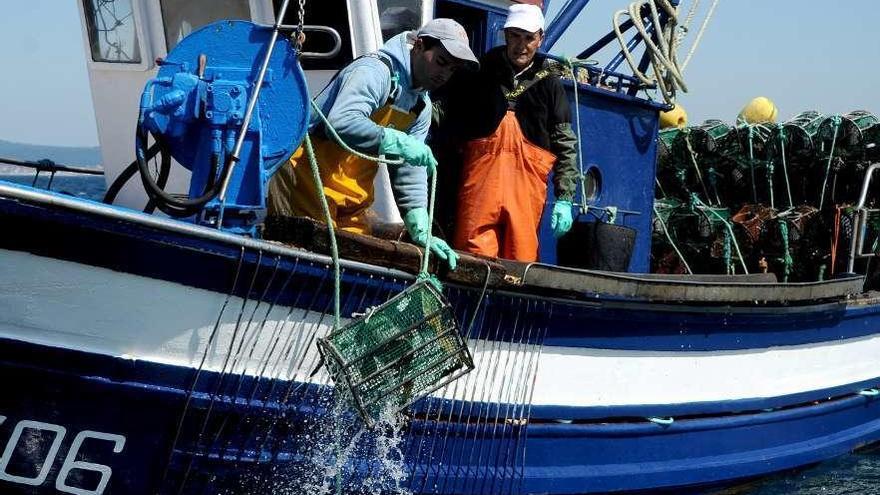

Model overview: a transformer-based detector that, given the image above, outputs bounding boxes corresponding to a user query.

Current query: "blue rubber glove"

[404,208,458,270]
[380,128,438,172]
[550,200,574,238]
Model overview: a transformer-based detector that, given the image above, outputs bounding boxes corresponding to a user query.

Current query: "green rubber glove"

[380,128,438,172]
[550,200,574,238]
[404,208,458,270]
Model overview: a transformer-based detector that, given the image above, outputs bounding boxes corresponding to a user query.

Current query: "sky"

[0,0,878,147]
[0,1,98,147]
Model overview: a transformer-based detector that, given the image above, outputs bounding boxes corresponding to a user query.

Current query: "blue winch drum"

[143,20,310,177]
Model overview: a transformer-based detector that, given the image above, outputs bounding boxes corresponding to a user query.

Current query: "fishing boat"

[1,0,879,494]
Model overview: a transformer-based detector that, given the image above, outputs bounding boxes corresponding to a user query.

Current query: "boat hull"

[1,184,879,494]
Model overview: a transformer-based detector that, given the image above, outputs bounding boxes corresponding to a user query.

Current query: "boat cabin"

[76,0,669,273]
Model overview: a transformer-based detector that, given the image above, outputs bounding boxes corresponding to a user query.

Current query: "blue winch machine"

[136,19,309,235]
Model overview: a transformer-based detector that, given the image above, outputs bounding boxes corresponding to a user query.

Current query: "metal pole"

[847,163,880,273]
[855,163,880,210]
[218,0,293,204]
[543,0,593,51]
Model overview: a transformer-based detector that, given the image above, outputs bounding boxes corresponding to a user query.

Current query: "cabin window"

[82,0,142,63]
[275,0,354,71]
[161,0,252,52]
[378,0,423,41]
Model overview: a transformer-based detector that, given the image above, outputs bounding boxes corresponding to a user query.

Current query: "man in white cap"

[268,19,479,270]
[440,2,578,262]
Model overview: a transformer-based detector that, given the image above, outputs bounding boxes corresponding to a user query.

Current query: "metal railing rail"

[0,156,103,190]
[847,163,880,273]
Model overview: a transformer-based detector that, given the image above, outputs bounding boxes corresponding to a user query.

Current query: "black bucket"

[556,220,636,272]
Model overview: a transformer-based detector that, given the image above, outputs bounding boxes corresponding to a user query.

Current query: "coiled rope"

[612,0,719,104]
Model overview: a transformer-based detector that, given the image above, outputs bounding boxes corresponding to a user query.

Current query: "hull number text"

[0,415,126,495]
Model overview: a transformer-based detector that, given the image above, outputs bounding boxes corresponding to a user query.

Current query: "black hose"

[143,144,172,214]
[135,125,233,217]
[102,142,161,205]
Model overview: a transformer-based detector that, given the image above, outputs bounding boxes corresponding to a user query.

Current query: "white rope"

[682,0,720,70]
[680,0,700,36]
[613,0,685,104]
[612,0,719,104]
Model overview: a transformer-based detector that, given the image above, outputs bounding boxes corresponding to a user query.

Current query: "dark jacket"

[435,46,579,202]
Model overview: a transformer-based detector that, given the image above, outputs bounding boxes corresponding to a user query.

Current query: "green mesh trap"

[780,111,824,158]
[690,119,740,156]
[817,111,879,161]
[316,279,474,427]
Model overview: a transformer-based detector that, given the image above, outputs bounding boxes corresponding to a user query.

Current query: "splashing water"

[239,393,413,495]
[359,404,411,495]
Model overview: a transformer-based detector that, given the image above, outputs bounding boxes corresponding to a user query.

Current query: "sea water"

[0,173,107,201]
[4,172,879,495]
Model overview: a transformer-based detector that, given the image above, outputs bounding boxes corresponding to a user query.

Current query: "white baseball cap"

[503,4,545,34]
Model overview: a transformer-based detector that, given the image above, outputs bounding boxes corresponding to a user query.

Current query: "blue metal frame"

[140,21,309,236]
[542,0,594,51]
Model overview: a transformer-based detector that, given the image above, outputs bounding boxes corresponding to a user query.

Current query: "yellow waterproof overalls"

[267,66,419,235]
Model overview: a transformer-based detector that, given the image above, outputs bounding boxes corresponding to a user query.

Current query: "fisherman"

[439,3,579,262]
[267,19,479,270]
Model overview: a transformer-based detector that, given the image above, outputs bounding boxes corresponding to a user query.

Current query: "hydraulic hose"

[103,142,162,205]
[143,147,172,214]
[135,124,233,217]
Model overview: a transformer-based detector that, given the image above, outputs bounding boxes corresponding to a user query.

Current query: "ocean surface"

[1,173,107,201]
[1,173,879,494]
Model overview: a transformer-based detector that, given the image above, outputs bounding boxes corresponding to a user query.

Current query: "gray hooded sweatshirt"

[309,31,431,212]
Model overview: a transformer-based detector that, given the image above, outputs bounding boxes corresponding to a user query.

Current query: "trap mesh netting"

[317,279,474,427]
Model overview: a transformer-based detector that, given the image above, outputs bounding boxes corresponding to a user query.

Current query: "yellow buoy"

[660,104,688,129]
[737,97,778,125]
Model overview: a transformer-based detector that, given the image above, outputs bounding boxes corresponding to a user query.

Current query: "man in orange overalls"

[440,3,578,262]
[267,19,478,270]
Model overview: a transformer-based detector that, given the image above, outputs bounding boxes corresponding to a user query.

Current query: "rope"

[613,0,688,103]
[564,58,588,213]
[778,128,795,208]
[819,116,841,210]
[308,96,443,279]
[303,134,341,330]
[683,129,713,204]
[747,125,758,203]
[309,99,404,166]
[653,204,693,273]
[679,0,700,36]
[681,0,720,71]
[421,169,437,276]
[831,205,843,276]
[778,220,793,282]
[302,95,442,327]
[722,227,732,274]
[691,194,749,273]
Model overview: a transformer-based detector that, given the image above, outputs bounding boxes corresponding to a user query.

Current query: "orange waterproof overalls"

[453,110,556,262]
[267,104,417,235]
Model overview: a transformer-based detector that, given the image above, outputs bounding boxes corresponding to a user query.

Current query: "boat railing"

[543,53,661,104]
[263,24,343,60]
[0,156,103,191]
[847,162,880,273]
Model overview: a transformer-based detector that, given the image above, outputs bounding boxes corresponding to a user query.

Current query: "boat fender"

[737,96,778,125]
[660,103,688,129]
